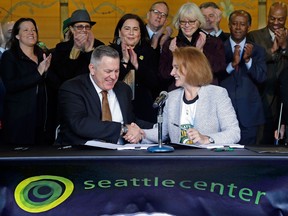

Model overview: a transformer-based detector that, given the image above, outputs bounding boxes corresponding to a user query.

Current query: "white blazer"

[143,85,241,144]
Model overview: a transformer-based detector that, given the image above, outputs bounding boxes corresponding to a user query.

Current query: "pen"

[172,123,186,130]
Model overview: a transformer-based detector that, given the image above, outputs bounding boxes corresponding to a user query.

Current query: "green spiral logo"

[14,175,74,213]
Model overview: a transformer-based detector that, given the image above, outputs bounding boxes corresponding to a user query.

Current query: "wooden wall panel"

[0,0,265,48]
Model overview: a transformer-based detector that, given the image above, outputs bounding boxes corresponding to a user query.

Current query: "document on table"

[85,140,156,150]
[173,142,245,149]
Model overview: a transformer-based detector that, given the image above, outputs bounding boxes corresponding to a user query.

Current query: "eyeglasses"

[179,20,198,26]
[73,25,91,31]
[150,9,168,18]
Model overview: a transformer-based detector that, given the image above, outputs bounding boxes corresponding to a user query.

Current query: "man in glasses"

[47,9,104,143]
[146,1,173,51]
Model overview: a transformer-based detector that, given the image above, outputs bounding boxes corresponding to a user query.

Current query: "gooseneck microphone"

[153,91,168,108]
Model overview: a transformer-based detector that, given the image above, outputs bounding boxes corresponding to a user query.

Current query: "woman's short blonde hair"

[173,47,213,86]
[172,2,206,30]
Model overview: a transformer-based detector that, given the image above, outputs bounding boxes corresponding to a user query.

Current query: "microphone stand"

[147,104,174,153]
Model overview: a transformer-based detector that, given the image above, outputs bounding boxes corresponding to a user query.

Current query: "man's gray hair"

[90,45,119,67]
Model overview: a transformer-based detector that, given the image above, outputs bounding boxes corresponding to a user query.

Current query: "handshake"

[122,123,145,144]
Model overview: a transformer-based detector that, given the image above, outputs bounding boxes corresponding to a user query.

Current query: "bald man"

[248,2,288,145]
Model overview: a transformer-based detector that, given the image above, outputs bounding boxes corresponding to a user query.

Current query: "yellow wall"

[0,0,275,48]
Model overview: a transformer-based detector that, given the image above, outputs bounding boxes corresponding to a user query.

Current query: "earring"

[116,37,121,45]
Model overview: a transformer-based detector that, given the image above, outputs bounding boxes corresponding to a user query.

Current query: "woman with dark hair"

[110,13,160,123]
[0,17,52,147]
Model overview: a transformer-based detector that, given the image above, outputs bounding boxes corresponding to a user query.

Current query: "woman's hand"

[187,128,210,144]
[38,53,52,75]
[196,32,206,52]
[169,37,177,52]
[121,42,138,69]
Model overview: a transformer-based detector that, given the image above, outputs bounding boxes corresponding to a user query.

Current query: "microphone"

[153,91,168,108]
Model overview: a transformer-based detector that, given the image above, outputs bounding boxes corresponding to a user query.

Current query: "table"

[1,144,288,216]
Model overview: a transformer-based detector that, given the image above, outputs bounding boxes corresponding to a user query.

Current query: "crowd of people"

[0,1,287,147]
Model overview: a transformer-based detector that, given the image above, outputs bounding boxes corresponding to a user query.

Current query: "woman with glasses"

[110,13,160,123]
[159,2,226,91]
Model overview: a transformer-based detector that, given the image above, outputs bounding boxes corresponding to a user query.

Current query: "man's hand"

[274,124,285,140]
[169,37,177,52]
[159,26,173,48]
[84,31,95,52]
[232,45,241,69]
[73,32,88,50]
[243,43,253,63]
[123,123,144,144]
[275,28,287,50]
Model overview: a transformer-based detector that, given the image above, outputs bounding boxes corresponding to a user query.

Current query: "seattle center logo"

[14,175,74,213]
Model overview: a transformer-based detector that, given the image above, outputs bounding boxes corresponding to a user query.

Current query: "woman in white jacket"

[143,46,240,145]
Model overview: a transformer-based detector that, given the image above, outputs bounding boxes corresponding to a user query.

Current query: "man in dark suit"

[220,10,267,145]
[276,66,288,144]
[57,45,150,145]
[248,2,288,145]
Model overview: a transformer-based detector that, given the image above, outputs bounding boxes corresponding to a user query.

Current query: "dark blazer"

[279,66,288,125]
[58,73,152,145]
[248,27,288,119]
[0,46,47,145]
[46,38,104,142]
[217,31,230,42]
[0,78,5,122]
[220,39,267,127]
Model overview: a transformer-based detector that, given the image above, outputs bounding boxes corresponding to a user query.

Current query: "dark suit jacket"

[220,40,267,127]
[217,31,230,42]
[58,73,152,145]
[248,27,288,119]
[279,66,288,125]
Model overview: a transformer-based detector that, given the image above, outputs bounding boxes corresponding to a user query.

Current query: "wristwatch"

[120,124,128,136]
[208,136,215,144]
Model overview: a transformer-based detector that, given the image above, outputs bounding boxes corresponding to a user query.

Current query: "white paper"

[174,143,245,149]
[85,140,156,150]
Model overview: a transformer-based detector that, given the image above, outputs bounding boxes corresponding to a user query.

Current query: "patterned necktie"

[234,45,241,72]
[101,91,112,121]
